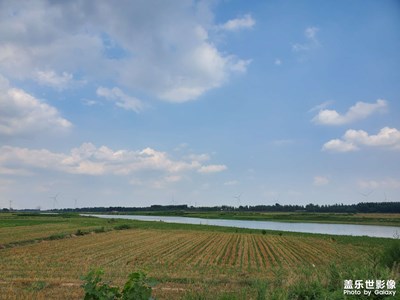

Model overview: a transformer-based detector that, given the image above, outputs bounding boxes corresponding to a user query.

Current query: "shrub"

[76,229,86,236]
[81,269,120,300]
[94,226,106,233]
[81,269,154,300]
[122,271,153,300]
[46,233,67,240]
[114,224,133,230]
[287,280,325,300]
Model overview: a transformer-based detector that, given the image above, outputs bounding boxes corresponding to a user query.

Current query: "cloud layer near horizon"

[0,143,227,177]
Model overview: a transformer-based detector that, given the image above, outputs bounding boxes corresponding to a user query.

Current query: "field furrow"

[192,234,223,267]
[168,233,211,266]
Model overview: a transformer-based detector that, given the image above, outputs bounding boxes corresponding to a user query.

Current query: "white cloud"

[97,86,144,113]
[309,100,333,113]
[0,75,72,136]
[323,127,400,152]
[185,153,210,162]
[198,164,227,174]
[305,27,319,41]
[0,1,250,103]
[322,139,358,152]
[358,178,400,189]
[35,70,73,90]
[313,176,329,186]
[343,127,400,148]
[0,143,226,177]
[292,26,320,52]
[219,14,255,31]
[313,99,387,125]
[274,59,282,66]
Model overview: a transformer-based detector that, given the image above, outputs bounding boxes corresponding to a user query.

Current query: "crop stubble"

[0,228,365,299]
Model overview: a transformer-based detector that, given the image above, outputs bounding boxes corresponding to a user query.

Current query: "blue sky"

[1,0,399,209]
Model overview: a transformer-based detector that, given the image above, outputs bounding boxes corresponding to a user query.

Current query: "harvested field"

[0,227,366,299]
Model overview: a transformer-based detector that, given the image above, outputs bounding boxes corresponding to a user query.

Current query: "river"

[83,214,399,238]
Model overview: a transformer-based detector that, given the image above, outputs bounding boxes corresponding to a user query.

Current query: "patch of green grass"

[381,238,400,268]
[93,226,106,233]
[114,224,133,230]
[46,233,68,240]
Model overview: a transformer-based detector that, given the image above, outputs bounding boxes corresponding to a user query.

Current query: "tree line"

[48,201,400,213]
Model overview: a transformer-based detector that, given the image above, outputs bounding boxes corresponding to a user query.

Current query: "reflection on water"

[83,214,399,238]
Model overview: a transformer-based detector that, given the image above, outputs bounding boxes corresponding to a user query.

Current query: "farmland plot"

[0,228,365,299]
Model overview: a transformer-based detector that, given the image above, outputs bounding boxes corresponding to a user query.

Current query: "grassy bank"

[104,210,400,226]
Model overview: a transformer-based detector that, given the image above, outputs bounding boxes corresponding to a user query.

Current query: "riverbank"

[102,210,400,227]
[84,213,400,239]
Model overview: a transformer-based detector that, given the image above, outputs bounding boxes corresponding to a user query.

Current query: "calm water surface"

[84,214,399,238]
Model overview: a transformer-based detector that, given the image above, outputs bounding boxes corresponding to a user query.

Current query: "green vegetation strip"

[116,210,400,226]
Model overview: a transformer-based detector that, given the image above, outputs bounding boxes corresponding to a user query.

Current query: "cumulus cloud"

[313,176,329,186]
[0,1,250,103]
[323,127,400,152]
[219,14,255,31]
[34,70,74,90]
[97,86,144,113]
[322,139,359,153]
[313,99,387,125]
[0,75,72,136]
[198,164,227,174]
[0,143,226,177]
